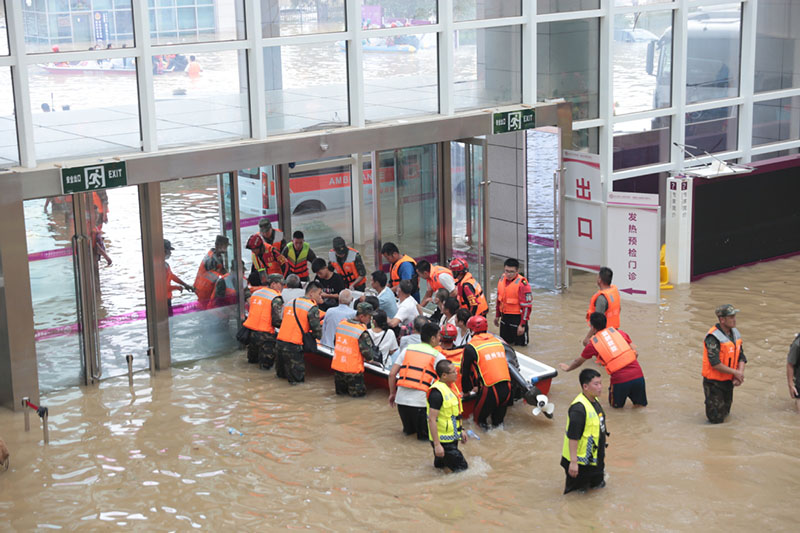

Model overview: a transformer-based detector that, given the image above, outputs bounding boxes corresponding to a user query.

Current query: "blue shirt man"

[320,290,357,348]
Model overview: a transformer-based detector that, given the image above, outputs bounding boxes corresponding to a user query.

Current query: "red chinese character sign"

[606,191,660,304]
[563,150,603,273]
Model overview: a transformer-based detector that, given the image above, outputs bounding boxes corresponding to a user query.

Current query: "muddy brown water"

[2,256,799,531]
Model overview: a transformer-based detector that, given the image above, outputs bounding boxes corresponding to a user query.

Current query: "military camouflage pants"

[334,371,366,397]
[256,332,277,369]
[275,340,305,384]
[703,378,734,424]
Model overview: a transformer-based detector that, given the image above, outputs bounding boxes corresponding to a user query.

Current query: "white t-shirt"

[437,273,456,293]
[393,345,445,408]
[393,296,419,327]
[367,328,399,366]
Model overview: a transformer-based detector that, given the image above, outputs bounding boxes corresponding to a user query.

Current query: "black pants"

[397,404,429,440]
[703,378,734,423]
[473,381,513,429]
[561,460,605,494]
[432,441,468,472]
[499,314,528,346]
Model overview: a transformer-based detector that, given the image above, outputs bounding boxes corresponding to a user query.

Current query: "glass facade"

[0,1,795,179]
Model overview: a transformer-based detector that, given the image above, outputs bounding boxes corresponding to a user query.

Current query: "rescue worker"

[381,242,419,301]
[449,258,489,317]
[331,303,378,397]
[494,258,532,346]
[460,315,513,430]
[275,282,323,384]
[561,368,608,494]
[246,218,286,286]
[164,239,193,315]
[559,313,647,408]
[416,260,456,307]
[194,235,229,305]
[242,274,285,369]
[427,359,468,473]
[436,324,464,394]
[582,267,621,346]
[329,236,367,291]
[786,332,800,412]
[702,304,746,424]
[282,230,316,281]
[388,322,445,440]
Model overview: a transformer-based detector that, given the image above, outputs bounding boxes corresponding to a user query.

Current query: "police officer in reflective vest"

[560,312,647,409]
[388,322,445,440]
[332,303,378,397]
[702,304,746,423]
[449,258,489,317]
[561,368,608,494]
[582,266,621,346]
[275,282,323,384]
[282,230,316,282]
[427,359,468,472]
[460,315,513,430]
[242,274,285,369]
[329,236,367,292]
[494,258,532,346]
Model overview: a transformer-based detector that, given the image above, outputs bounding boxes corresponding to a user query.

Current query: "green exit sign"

[492,108,536,134]
[61,161,127,194]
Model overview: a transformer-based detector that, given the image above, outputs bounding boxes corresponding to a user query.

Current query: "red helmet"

[466,315,487,333]
[246,234,263,250]
[439,323,458,341]
[449,257,468,275]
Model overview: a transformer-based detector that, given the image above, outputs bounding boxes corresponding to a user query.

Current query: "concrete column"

[0,172,39,410]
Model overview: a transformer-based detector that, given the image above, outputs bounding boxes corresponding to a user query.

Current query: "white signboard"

[563,150,603,273]
[605,192,660,304]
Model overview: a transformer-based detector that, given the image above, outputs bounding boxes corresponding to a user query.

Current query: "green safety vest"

[561,393,602,466]
[427,380,463,443]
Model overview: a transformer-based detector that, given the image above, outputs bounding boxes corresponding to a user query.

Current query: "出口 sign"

[61,161,127,195]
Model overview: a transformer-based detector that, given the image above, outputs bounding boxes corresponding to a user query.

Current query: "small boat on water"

[306,342,557,419]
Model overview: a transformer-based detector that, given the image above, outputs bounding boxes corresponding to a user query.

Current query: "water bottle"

[466,429,480,441]
[228,427,243,436]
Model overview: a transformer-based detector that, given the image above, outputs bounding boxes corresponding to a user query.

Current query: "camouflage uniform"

[334,318,377,398]
[258,296,284,370]
[703,318,747,424]
[275,304,322,384]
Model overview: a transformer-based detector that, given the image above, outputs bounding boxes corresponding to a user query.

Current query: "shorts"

[608,377,647,408]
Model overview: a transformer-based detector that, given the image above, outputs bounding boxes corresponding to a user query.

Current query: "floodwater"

[2,255,799,530]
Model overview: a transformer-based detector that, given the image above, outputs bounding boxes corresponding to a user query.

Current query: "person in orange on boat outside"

[331,303,378,397]
[560,312,647,409]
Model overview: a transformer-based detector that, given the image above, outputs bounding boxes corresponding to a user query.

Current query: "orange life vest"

[194,250,224,301]
[587,286,621,328]
[702,326,742,381]
[277,297,315,345]
[332,320,368,374]
[396,346,439,392]
[243,287,280,334]
[329,248,364,288]
[590,327,637,375]
[436,346,464,394]
[428,266,453,292]
[470,333,511,387]
[497,274,527,315]
[252,230,285,275]
[456,272,489,316]
[389,254,417,288]
[205,273,237,309]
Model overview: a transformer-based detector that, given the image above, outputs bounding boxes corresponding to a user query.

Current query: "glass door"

[75,186,150,383]
[526,128,561,290]
[450,138,488,290]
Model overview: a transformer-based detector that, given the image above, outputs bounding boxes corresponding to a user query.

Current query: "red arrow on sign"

[620,288,647,295]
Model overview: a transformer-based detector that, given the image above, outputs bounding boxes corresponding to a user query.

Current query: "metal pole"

[126,354,134,386]
[553,171,559,290]
[22,396,30,432]
[148,346,156,376]
[42,408,49,445]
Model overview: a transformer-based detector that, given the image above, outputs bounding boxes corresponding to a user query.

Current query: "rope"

[24,400,48,418]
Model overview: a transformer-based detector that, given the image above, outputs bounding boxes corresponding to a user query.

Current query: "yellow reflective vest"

[561,393,602,466]
[427,381,463,443]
